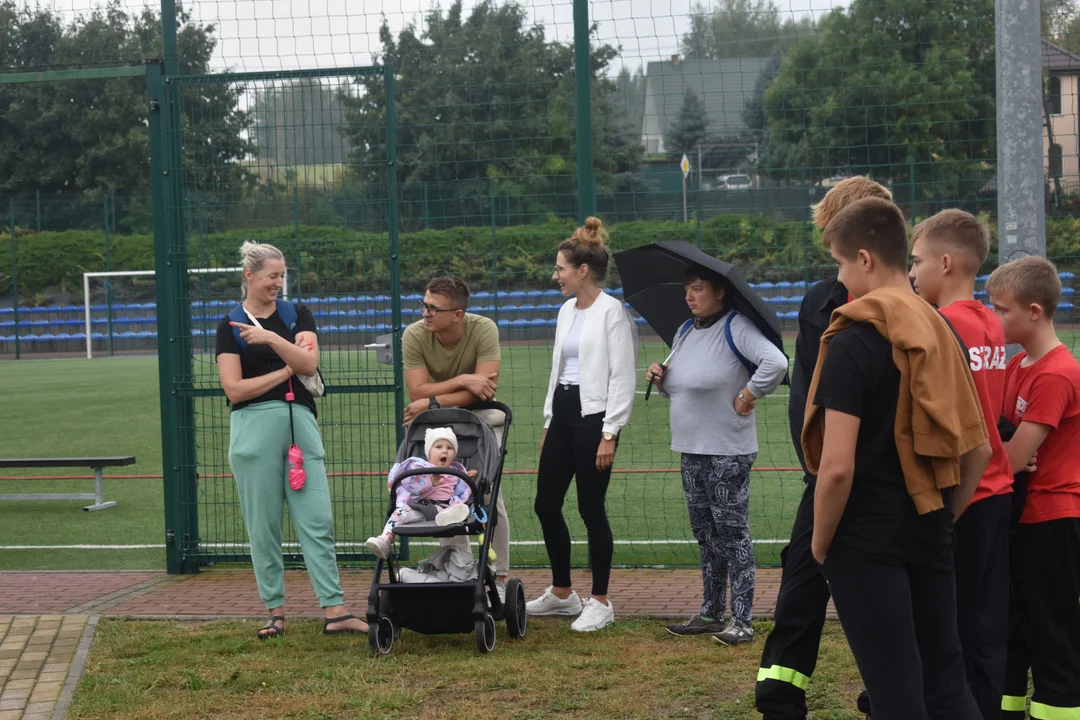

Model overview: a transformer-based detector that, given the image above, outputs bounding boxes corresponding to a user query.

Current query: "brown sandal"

[257,615,285,640]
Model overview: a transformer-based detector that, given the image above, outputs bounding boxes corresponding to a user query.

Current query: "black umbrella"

[612,240,788,397]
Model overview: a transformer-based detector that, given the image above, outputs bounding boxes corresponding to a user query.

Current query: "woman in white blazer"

[525,217,639,633]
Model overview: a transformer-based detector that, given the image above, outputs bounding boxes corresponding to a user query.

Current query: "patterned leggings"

[681,452,757,625]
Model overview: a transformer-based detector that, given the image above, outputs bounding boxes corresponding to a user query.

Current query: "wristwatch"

[428,396,440,409]
[738,390,753,403]
[602,432,616,442]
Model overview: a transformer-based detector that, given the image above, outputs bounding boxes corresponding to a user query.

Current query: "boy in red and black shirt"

[987,256,1080,719]
[909,209,1014,719]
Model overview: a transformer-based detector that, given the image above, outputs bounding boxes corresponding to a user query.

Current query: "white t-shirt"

[557,309,586,385]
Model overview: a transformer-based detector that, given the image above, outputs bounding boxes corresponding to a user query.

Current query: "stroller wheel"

[369,615,396,655]
[474,612,496,654]
[504,578,527,640]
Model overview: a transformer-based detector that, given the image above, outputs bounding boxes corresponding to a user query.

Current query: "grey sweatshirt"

[660,311,788,456]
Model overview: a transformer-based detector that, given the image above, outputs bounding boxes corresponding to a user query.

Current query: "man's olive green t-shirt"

[402,313,501,382]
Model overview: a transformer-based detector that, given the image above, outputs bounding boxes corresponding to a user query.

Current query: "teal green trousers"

[229,401,344,610]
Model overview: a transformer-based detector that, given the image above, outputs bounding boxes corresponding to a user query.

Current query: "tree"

[665,90,710,156]
[0,1,251,204]
[340,0,642,218]
[761,0,995,197]
[681,0,817,60]
[742,49,782,134]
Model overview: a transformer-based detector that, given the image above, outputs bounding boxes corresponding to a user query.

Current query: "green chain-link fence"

[3,0,1080,573]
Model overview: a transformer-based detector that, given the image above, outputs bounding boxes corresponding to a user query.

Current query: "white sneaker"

[366,534,392,559]
[525,586,582,616]
[571,598,615,632]
[436,503,471,526]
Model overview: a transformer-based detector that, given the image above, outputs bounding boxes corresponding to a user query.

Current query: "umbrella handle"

[645,363,668,401]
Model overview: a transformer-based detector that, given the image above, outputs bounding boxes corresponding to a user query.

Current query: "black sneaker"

[665,614,726,636]
[712,621,754,646]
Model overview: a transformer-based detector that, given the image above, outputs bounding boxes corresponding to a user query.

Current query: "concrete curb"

[51,616,98,720]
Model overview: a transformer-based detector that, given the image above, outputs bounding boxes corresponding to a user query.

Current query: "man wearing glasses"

[401,275,510,596]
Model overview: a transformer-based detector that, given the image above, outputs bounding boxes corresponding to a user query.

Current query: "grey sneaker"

[712,621,754,646]
[665,614,726,636]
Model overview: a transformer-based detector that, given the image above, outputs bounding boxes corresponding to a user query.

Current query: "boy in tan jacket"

[804,197,990,720]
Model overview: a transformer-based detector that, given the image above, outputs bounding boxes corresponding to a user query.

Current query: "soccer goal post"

[82,267,289,359]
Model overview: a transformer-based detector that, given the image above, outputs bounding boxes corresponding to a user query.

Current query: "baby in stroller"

[365,427,478,559]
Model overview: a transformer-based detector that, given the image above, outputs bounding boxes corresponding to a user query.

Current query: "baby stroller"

[366,401,526,654]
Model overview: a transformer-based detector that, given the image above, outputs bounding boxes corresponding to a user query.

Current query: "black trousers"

[756,480,831,719]
[534,384,614,596]
[1002,518,1080,720]
[953,494,1012,720]
[822,542,981,720]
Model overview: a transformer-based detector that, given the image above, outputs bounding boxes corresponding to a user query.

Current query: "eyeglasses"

[417,300,463,315]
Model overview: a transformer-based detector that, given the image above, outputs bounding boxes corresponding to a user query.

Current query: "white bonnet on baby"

[424,427,458,457]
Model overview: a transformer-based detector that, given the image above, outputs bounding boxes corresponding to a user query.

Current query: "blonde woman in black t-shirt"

[215,240,366,640]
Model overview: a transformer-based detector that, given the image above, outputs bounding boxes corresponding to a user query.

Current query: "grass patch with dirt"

[68,617,866,720]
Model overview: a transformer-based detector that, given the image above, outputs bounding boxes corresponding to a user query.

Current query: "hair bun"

[239,239,260,260]
[579,216,608,247]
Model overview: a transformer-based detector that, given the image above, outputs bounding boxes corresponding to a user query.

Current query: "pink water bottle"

[285,382,306,490]
[288,444,306,490]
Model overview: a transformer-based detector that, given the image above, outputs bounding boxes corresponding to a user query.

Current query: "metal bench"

[0,456,136,511]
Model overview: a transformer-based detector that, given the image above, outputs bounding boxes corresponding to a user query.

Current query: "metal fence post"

[490,176,500,328]
[573,0,595,223]
[996,0,1047,263]
[9,198,19,360]
[104,193,114,357]
[385,65,407,561]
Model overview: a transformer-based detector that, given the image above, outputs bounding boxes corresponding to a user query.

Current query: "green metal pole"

[385,65,407,560]
[35,189,40,232]
[695,164,703,249]
[151,62,198,574]
[422,181,429,230]
[909,157,916,226]
[104,194,114,357]
[293,183,301,253]
[386,66,404,441]
[490,177,500,328]
[572,0,595,223]
[160,0,179,76]
[9,199,19,360]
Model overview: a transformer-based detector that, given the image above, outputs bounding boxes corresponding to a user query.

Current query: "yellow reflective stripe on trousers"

[1002,695,1027,712]
[1030,701,1080,719]
[756,665,811,691]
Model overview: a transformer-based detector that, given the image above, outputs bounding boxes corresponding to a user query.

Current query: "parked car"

[724,174,752,191]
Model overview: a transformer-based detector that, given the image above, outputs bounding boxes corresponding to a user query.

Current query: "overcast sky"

[48,0,850,75]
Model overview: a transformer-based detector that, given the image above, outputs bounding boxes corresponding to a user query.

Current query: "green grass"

[0,341,807,571]
[68,617,867,720]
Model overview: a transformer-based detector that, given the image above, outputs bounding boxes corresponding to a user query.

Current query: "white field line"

[0,539,788,550]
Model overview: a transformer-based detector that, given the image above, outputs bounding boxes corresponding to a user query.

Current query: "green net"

[3,0,1080,573]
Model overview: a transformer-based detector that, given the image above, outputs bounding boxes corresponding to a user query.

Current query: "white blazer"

[543,291,640,435]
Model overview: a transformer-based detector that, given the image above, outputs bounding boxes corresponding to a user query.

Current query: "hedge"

[3,214,1079,303]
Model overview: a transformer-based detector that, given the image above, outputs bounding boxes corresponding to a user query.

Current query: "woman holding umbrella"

[647,262,788,645]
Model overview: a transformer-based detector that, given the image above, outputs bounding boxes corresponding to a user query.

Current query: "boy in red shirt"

[987,256,1080,719]
[909,209,1014,720]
